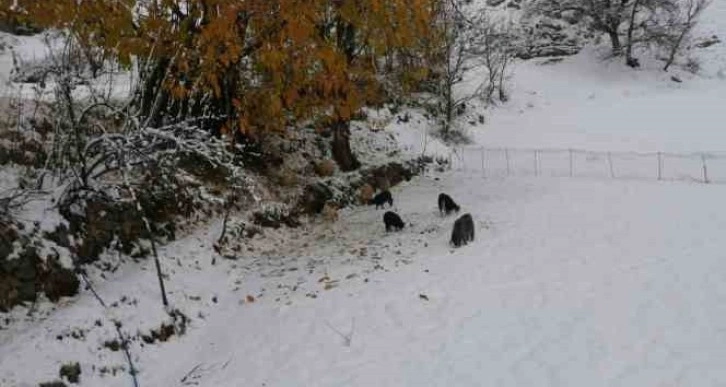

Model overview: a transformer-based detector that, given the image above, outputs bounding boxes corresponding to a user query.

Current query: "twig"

[114,135,168,307]
[114,320,140,387]
[325,318,355,347]
[79,270,107,308]
[180,364,203,384]
[79,270,139,387]
[217,198,233,248]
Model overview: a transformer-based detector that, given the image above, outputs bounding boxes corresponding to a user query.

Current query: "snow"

[458,0,726,154]
[3,1,726,386]
[0,31,134,102]
[465,51,726,153]
[5,172,726,386]
[150,175,726,387]
[0,32,47,87]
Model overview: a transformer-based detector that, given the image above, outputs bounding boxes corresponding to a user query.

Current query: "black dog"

[451,213,474,247]
[438,193,460,215]
[370,190,393,209]
[383,211,405,232]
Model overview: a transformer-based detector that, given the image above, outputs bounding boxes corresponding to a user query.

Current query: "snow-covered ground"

[467,49,726,153]
[0,31,133,102]
[5,171,726,386]
[458,0,726,154]
[139,175,726,387]
[2,1,726,386]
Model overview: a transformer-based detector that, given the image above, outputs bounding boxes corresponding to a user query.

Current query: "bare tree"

[473,17,516,104]
[624,0,645,67]
[659,0,711,71]
[620,0,709,71]
[432,1,515,140]
[529,0,711,69]
[432,0,468,137]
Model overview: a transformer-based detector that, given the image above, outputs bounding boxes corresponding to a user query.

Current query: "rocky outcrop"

[296,158,428,216]
[0,221,79,312]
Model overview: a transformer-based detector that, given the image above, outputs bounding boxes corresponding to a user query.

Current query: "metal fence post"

[569,149,574,177]
[505,148,511,176]
[451,147,721,185]
[607,152,615,178]
[481,148,486,177]
[702,154,709,184]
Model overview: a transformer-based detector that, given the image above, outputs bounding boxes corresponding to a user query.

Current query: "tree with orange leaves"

[11,0,439,171]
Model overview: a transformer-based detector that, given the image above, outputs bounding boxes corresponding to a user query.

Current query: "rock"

[39,381,68,387]
[300,183,333,214]
[0,273,20,312]
[626,57,640,68]
[60,182,182,263]
[43,259,79,302]
[486,0,506,5]
[252,212,282,229]
[0,131,46,167]
[252,206,300,229]
[0,18,43,36]
[362,162,414,190]
[44,224,71,249]
[313,159,336,177]
[561,10,583,24]
[59,362,81,384]
[517,45,580,60]
[103,339,121,351]
[297,159,426,216]
[695,35,721,48]
[358,183,374,204]
[0,221,19,262]
[0,221,77,312]
[9,246,41,304]
[10,65,47,84]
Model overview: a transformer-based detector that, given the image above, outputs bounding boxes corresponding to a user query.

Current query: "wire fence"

[449,147,726,184]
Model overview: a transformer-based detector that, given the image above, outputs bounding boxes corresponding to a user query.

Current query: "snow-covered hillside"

[2,1,726,386]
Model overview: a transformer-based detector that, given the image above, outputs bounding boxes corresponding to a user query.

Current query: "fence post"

[607,152,615,178]
[481,148,486,177]
[534,150,539,176]
[702,154,709,184]
[569,149,574,177]
[657,152,663,181]
[505,148,511,176]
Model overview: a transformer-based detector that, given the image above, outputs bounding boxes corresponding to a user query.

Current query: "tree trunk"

[607,29,622,56]
[663,30,688,71]
[444,81,453,136]
[139,58,170,120]
[625,0,642,67]
[331,119,360,172]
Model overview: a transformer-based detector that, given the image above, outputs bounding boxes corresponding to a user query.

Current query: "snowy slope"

[465,49,726,153]
[142,174,726,387]
[0,31,133,101]
[464,0,726,154]
[3,171,726,387]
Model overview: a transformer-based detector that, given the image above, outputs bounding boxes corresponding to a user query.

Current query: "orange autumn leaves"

[11,0,438,136]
